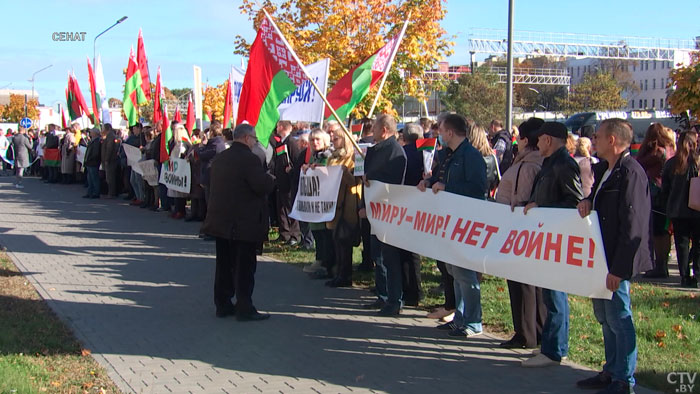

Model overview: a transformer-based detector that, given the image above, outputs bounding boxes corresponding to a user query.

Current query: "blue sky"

[1,0,698,109]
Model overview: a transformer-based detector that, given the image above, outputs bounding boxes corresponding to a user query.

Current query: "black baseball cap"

[536,122,568,140]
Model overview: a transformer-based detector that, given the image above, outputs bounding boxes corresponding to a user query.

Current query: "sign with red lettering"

[365,182,612,299]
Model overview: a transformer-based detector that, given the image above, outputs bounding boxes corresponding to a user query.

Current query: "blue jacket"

[429,139,487,200]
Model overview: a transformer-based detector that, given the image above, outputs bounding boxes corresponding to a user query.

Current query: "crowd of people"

[1,112,699,394]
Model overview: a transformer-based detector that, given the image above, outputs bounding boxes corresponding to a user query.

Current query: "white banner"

[353,143,372,177]
[365,182,612,299]
[123,144,142,169]
[158,158,191,194]
[278,59,329,123]
[76,146,87,165]
[232,66,245,124]
[139,159,159,186]
[290,165,343,223]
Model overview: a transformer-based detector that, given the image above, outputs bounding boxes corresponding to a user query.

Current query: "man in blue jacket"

[576,119,652,394]
[418,114,487,337]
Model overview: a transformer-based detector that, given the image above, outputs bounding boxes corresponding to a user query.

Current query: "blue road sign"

[19,118,33,129]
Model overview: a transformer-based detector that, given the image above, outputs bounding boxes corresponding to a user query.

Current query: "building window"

[652,99,656,108]
[644,99,647,108]
[653,61,657,70]
[631,100,634,109]
[577,66,580,76]
[645,80,648,90]
[668,61,673,68]
[639,99,643,108]
[660,98,664,108]
[653,79,656,89]
[633,64,636,72]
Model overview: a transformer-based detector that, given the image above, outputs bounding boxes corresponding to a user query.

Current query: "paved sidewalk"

[0,177,657,394]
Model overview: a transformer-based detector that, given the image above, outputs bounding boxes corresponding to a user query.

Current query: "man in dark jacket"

[43,124,61,183]
[401,123,425,305]
[522,122,583,368]
[201,124,276,321]
[82,128,102,199]
[197,122,226,204]
[101,123,120,198]
[361,114,407,316]
[269,120,301,245]
[419,114,487,337]
[576,119,652,394]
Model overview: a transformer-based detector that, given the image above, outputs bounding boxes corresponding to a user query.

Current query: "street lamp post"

[93,16,128,66]
[28,64,53,100]
[528,87,540,117]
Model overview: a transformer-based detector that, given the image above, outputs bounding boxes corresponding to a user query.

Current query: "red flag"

[137,29,152,101]
[159,104,171,163]
[61,102,68,129]
[304,147,311,164]
[67,73,91,120]
[185,94,195,136]
[174,105,182,123]
[87,57,100,125]
[223,74,233,128]
[153,67,162,126]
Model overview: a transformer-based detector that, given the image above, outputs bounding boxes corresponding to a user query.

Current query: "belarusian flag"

[123,47,147,127]
[223,74,233,128]
[87,57,101,125]
[174,105,182,123]
[153,67,163,126]
[203,110,211,123]
[417,138,437,173]
[323,26,407,121]
[185,94,195,136]
[159,103,172,163]
[237,16,307,147]
[351,124,363,137]
[275,145,287,156]
[416,138,437,151]
[66,73,91,120]
[61,103,68,129]
[137,29,152,101]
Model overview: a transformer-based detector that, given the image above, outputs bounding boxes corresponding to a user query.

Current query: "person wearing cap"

[575,119,652,394]
[521,121,583,367]
[495,117,547,350]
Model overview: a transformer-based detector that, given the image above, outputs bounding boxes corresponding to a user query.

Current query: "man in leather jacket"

[522,122,583,368]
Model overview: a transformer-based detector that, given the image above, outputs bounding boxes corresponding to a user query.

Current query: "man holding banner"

[418,114,487,337]
[575,119,652,394]
[522,122,583,367]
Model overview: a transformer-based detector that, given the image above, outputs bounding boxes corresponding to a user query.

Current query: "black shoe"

[310,270,331,280]
[326,278,352,288]
[577,371,612,390]
[184,216,196,222]
[215,305,236,318]
[236,310,270,322]
[499,338,527,349]
[437,322,456,331]
[688,276,699,288]
[356,263,374,272]
[377,305,401,316]
[643,270,669,279]
[594,380,634,394]
[362,299,385,309]
[403,298,420,307]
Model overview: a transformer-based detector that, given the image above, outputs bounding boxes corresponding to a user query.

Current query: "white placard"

[353,143,372,177]
[75,146,87,165]
[139,160,159,186]
[278,59,329,123]
[365,182,612,299]
[123,144,142,170]
[290,165,343,223]
[158,158,191,193]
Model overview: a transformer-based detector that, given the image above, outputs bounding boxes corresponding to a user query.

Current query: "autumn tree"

[1,94,39,123]
[108,98,122,107]
[558,72,626,113]
[668,51,700,118]
[441,67,506,128]
[139,84,177,124]
[202,82,228,123]
[236,0,453,119]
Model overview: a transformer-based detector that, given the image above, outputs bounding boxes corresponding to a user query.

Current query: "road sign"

[19,118,33,129]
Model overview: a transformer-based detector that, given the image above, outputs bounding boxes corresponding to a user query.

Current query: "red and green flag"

[323,23,407,121]
[60,103,68,129]
[174,105,182,123]
[223,74,233,128]
[416,137,437,151]
[66,72,91,121]
[153,67,163,126]
[630,143,641,156]
[185,94,195,136]
[203,110,212,123]
[237,16,307,147]
[87,57,101,125]
[417,137,437,172]
[137,29,152,101]
[159,103,172,163]
[123,47,148,127]
[275,144,287,157]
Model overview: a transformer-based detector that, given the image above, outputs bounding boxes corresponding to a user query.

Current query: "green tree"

[558,72,626,113]
[441,67,505,127]
[170,88,192,99]
[668,51,700,119]
[1,94,39,123]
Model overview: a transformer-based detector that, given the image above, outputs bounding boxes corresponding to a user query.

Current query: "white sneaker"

[303,261,323,273]
[15,184,24,189]
[521,353,560,368]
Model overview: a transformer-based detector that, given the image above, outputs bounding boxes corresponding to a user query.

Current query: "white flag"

[95,55,110,124]
[278,58,329,123]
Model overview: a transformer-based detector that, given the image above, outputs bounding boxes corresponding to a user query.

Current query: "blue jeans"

[541,289,569,361]
[446,264,482,332]
[592,280,636,385]
[130,169,144,201]
[371,235,403,308]
[86,166,100,197]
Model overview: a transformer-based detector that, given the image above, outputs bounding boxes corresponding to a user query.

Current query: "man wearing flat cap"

[521,121,583,367]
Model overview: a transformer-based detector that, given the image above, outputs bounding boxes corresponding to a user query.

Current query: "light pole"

[528,87,540,117]
[505,0,515,137]
[93,16,128,66]
[28,64,53,100]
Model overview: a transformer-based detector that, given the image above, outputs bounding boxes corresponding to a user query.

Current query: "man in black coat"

[82,128,102,199]
[268,120,301,245]
[522,122,583,368]
[201,124,276,321]
[360,114,407,316]
[576,119,652,394]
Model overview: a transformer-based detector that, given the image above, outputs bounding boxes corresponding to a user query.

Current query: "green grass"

[0,253,120,393]
[265,229,699,393]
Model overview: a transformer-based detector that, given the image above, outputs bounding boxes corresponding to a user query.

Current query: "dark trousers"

[214,238,258,314]
[276,190,300,242]
[507,280,547,348]
[400,249,422,304]
[190,197,206,220]
[671,218,700,278]
[158,183,172,210]
[360,218,373,267]
[333,238,353,282]
[48,166,59,183]
[312,229,335,273]
[174,197,186,215]
[122,165,133,198]
[436,260,456,310]
[299,221,314,249]
[86,166,100,197]
[104,162,118,196]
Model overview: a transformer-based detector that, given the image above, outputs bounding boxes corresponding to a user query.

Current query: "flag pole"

[319,58,330,130]
[366,11,411,120]
[259,8,364,157]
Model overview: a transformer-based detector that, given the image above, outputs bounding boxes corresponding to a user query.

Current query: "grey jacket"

[12,133,33,168]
